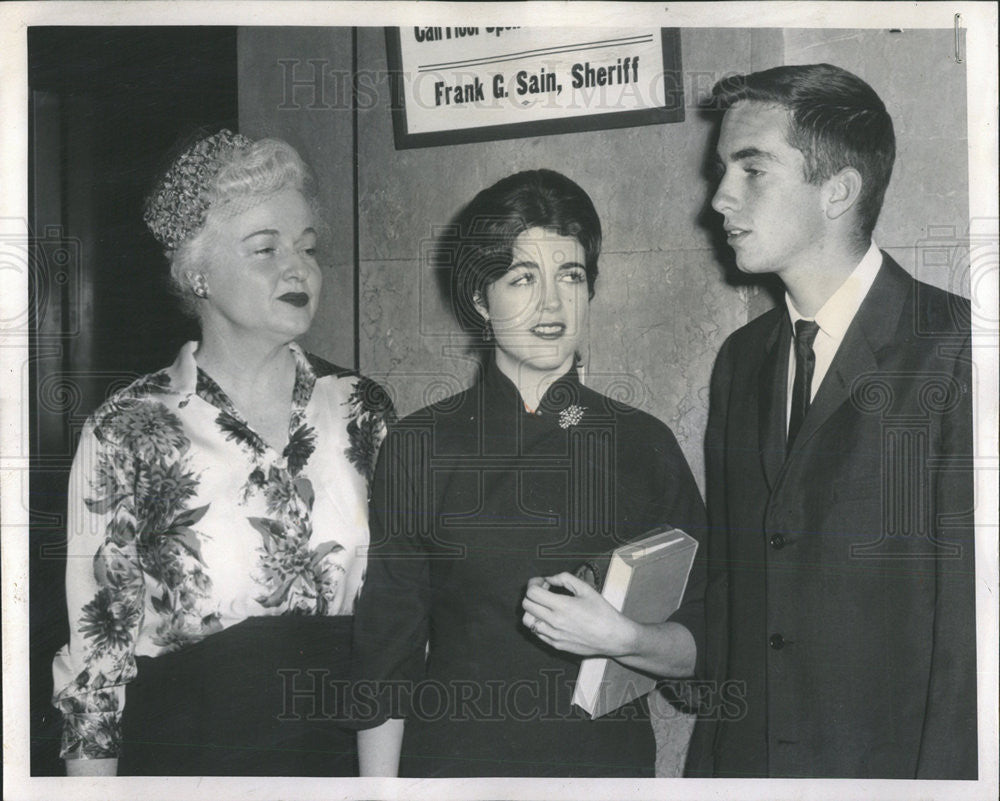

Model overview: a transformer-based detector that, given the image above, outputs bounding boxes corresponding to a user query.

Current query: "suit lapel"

[790,254,911,454]
[758,312,791,489]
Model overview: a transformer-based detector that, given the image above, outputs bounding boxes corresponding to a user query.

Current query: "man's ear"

[825,167,863,221]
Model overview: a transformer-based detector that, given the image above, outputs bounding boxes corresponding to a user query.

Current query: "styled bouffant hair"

[449,169,602,334]
[711,63,896,239]
[145,131,317,319]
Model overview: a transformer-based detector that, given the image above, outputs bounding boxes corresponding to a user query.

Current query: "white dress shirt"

[785,241,883,422]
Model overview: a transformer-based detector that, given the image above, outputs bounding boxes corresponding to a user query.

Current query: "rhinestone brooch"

[558,405,586,429]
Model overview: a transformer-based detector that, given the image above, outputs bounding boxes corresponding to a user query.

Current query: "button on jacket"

[688,255,977,779]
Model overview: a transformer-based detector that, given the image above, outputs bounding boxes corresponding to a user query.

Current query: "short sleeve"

[344,374,396,485]
[52,418,145,760]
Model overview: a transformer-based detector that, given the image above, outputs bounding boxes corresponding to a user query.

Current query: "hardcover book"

[572,526,698,719]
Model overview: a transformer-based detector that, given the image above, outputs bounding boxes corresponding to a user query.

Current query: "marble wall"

[239,27,357,369]
[347,26,968,492]
[238,26,969,492]
[783,28,970,298]
[236,24,970,776]
[354,27,764,491]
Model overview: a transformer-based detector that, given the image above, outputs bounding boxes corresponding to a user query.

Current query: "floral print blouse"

[51,341,393,760]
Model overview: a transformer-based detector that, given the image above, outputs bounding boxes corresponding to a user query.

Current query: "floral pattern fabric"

[52,341,393,760]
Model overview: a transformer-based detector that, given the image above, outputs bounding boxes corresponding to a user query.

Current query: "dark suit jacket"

[687,254,977,778]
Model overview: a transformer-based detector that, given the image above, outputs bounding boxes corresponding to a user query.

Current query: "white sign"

[389,27,682,147]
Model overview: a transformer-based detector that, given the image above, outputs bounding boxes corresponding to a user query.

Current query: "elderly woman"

[351,169,706,777]
[51,131,392,776]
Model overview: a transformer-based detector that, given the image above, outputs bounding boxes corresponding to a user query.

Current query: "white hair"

[166,138,319,319]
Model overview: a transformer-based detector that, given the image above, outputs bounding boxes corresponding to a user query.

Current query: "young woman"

[52,131,392,776]
[351,169,706,777]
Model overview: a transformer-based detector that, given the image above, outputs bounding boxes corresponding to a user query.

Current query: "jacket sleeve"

[658,425,708,678]
[684,333,736,777]
[51,419,145,760]
[915,328,978,779]
[350,420,434,729]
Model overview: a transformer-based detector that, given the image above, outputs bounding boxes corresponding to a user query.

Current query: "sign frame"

[385,27,684,149]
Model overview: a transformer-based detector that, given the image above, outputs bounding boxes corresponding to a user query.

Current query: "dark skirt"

[399,691,655,778]
[119,615,356,776]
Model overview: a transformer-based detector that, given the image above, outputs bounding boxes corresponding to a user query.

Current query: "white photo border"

[2,3,997,800]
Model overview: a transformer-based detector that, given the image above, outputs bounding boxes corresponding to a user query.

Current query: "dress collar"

[480,356,586,424]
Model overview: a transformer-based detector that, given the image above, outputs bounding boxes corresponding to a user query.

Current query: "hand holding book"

[521,572,640,658]
[522,525,698,718]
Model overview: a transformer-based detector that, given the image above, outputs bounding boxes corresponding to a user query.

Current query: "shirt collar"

[167,340,316,417]
[786,241,883,339]
[166,340,200,396]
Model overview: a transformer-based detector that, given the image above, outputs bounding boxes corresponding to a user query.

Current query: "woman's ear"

[472,290,489,321]
[186,271,210,299]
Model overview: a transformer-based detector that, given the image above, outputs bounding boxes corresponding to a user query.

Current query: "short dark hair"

[711,63,895,238]
[449,169,601,333]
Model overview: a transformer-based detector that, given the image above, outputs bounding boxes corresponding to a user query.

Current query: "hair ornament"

[144,129,253,249]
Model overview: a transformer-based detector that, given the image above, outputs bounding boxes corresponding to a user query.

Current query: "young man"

[688,64,977,779]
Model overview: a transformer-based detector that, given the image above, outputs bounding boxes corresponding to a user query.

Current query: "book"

[571,525,698,719]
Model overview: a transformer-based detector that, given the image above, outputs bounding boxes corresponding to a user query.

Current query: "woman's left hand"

[521,572,638,658]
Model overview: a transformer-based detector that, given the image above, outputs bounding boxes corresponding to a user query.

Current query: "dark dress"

[352,360,706,777]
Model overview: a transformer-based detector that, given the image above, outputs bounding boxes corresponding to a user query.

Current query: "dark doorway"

[28,26,238,775]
